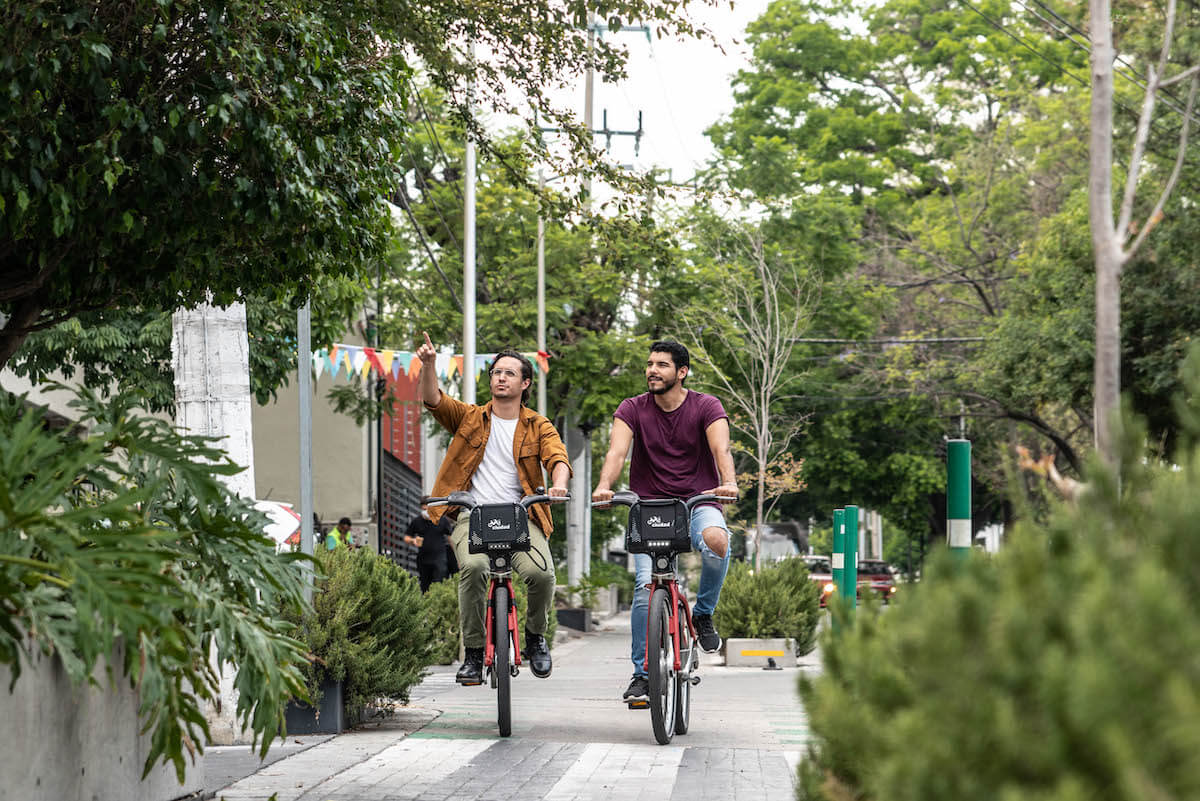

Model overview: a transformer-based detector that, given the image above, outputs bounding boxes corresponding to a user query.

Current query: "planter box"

[285,679,345,735]
[556,607,592,632]
[0,646,205,801]
[724,637,794,668]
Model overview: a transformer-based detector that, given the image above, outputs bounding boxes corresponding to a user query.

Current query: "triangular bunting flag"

[379,349,395,377]
[312,350,325,379]
[327,345,341,379]
[348,347,367,377]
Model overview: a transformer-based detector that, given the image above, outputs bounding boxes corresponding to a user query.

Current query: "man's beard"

[647,376,677,395]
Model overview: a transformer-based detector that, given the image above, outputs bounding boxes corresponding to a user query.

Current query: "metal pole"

[297,301,314,601]
[831,508,844,632]
[463,45,477,404]
[536,169,547,418]
[947,439,972,558]
[843,505,859,616]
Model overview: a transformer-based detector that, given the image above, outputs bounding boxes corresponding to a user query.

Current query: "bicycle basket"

[625,499,690,555]
[468,503,532,554]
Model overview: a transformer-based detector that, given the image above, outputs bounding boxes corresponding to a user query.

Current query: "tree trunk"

[755,443,766,572]
[1089,0,1123,464]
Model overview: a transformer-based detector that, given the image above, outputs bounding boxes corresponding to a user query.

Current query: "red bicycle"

[427,490,567,737]
[594,491,718,744]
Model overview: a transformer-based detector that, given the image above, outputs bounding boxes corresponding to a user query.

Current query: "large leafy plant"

[0,385,311,780]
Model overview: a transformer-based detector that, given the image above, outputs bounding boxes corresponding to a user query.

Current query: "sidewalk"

[205,612,820,800]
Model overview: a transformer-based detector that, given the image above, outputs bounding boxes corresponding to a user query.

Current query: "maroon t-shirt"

[614,390,728,499]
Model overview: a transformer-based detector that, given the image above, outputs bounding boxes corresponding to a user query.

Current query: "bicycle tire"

[647,587,676,745]
[673,597,693,735]
[495,583,512,737]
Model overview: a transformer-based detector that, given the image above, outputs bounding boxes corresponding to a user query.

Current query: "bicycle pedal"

[689,675,702,686]
[510,665,519,677]
[459,679,484,687]
[626,699,650,709]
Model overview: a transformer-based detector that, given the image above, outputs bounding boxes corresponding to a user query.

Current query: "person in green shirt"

[326,516,352,550]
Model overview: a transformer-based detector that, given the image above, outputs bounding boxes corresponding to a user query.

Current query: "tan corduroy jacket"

[424,392,571,535]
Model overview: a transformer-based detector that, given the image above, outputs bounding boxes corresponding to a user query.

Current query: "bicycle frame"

[643,573,696,673]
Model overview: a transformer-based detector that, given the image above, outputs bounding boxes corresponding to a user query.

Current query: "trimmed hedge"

[287,548,431,715]
[714,558,821,656]
[798,397,1200,801]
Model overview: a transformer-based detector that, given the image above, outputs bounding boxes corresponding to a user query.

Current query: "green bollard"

[947,439,972,558]
[831,509,845,631]
[842,505,859,615]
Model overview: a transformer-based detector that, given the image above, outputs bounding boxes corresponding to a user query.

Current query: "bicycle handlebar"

[424,491,570,511]
[590,491,726,510]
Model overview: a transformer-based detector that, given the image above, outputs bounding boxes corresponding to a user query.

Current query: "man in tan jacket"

[417,332,570,684]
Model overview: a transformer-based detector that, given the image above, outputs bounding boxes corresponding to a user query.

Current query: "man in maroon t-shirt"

[593,341,738,703]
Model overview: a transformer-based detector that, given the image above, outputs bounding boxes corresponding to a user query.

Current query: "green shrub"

[590,557,636,606]
[0,386,310,781]
[714,559,821,655]
[286,548,431,715]
[424,571,557,663]
[798,392,1200,801]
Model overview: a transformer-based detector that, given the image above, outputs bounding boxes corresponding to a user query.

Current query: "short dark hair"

[489,350,534,404]
[649,341,690,373]
[337,516,352,527]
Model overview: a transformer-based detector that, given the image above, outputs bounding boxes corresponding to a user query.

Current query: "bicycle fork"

[642,581,697,673]
[485,577,522,670]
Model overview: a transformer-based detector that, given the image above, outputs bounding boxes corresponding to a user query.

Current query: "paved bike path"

[211,613,819,801]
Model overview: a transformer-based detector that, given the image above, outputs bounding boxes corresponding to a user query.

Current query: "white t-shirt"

[469,414,523,505]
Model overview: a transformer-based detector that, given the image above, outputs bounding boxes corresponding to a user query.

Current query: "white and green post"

[947,438,972,557]
[842,505,859,613]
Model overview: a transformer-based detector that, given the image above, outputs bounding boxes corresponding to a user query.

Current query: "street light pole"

[463,45,477,404]
[536,168,547,418]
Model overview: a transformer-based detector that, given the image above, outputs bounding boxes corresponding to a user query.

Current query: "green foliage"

[713,560,820,656]
[422,573,557,665]
[797,363,1200,800]
[0,384,310,780]
[589,557,636,606]
[285,548,430,715]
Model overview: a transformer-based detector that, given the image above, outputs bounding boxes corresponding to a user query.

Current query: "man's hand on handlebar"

[548,485,569,499]
[706,483,739,503]
[591,485,615,508]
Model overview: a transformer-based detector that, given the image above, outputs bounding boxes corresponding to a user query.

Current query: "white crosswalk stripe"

[544,742,686,801]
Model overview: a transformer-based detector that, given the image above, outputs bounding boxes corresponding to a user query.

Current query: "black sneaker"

[524,629,552,678]
[692,614,722,653]
[623,674,649,701]
[456,647,484,685]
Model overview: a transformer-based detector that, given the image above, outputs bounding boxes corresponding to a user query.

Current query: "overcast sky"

[531,0,772,184]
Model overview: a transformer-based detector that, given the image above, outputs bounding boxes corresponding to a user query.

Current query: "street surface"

[210,612,819,801]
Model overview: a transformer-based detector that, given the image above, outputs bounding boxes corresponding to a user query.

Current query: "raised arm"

[416,330,442,408]
[592,417,635,504]
[704,418,738,501]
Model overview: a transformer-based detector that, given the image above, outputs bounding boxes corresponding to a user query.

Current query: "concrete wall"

[252,358,371,526]
[0,647,204,801]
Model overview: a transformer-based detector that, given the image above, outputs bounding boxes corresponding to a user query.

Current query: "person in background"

[404,497,452,592]
[326,516,353,551]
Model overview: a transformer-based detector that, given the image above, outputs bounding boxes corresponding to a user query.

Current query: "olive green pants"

[450,515,555,648]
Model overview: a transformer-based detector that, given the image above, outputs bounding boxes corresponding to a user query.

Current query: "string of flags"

[311,344,551,383]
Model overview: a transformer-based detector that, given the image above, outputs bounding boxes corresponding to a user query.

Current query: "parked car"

[856,559,898,604]
[802,555,836,607]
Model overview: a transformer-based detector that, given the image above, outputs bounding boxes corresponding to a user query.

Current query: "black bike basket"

[625,499,691,555]
[468,503,532,554]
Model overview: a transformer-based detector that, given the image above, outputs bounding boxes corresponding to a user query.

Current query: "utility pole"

[297,302,314,600]
[536,169,547,418]
[463,45,477,404]
[565,14,652,599]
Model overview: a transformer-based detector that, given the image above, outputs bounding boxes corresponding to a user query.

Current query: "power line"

[789,337,987,344]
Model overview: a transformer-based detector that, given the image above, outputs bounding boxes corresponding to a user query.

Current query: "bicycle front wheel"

[494,583,512,737]
[647,586,676,745]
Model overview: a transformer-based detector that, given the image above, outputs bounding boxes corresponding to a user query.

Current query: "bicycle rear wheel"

[673,597,694,735]
[647,586,676,745]
[494,583,512,737]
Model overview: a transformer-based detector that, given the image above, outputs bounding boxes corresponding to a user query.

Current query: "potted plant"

[282,547,432,733]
